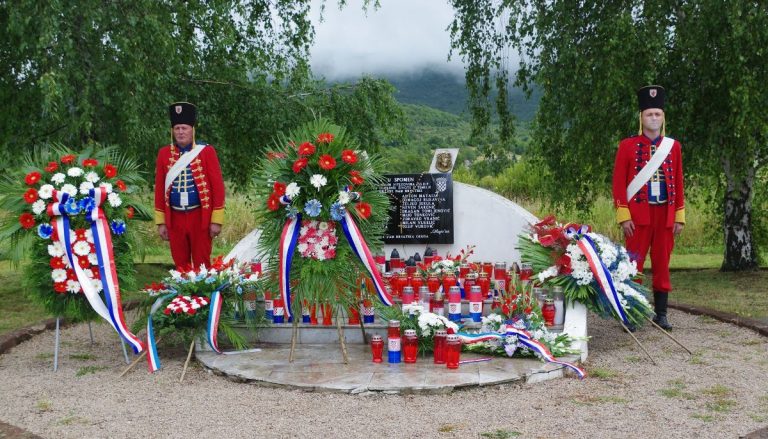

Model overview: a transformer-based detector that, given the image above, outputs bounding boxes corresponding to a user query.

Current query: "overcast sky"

[309,0,464,80]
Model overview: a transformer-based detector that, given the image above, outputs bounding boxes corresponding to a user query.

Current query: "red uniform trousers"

[168,208,212,272]
[625,204,674,293]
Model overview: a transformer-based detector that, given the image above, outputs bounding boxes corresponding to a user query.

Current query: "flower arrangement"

[418,245,476,276]
[0,144,149,322]
[517,215,654,327]
[254,118,390,319]
[379,303,459,354]
[138,257,261,360]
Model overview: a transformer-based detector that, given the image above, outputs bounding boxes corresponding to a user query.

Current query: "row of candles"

[369,320,462,368]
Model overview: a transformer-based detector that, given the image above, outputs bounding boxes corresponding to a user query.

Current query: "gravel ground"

[1,310,767,439]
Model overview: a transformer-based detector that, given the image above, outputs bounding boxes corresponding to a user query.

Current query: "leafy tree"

[0,0,401,188]
[449,0,768,270]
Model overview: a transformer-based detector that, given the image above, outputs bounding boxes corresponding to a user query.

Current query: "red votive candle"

[371,334,384,363]
[433,329,447,364]
[445,334,461,369]
[403,329,418,363]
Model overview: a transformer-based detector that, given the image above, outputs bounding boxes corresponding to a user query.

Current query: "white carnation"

[88,253,99,265]
[338,191,351,205]
[310,174,327,189]
[318,221,329,231]
[32,200,47,215]
[85,171,100,183]
[67,167,84,177]
[107,192,122,207]
[48,242,65,257]
[38,184,54,199]
[66,279,81,293]
[286,182,300,198]
[60,184,77,196]
[79,181,95,195]
[51,269,67,283]
[99,182,113,193]
[51,173,66,184]
[297,243,308,253]
[84,229,94,243]
[73,240,91,256]
[170,270,182,280]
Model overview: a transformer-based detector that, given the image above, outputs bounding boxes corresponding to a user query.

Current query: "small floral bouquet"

[418,244,476,276]
[518,215,654,327]
[138,256,261,356]
[254,118,390,318]
[379,303,459,354]
[0,144,149,322]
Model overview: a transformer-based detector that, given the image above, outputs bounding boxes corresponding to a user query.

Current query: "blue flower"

[304,199,322,217]
[110,220,126,235]
[236,286,243,295]
[37,223,53,239]
[63,198,80,215]
[78,196,96,213]
[330,202,346,221]
[205,276,217,284]
[285,205,299,219]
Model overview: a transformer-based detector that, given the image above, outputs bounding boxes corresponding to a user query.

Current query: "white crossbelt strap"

[164,144,207,192]
[626,137,674,200]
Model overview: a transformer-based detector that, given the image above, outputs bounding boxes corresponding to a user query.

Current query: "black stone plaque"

[380,173,453,244]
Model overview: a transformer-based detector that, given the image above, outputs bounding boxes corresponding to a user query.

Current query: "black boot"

[653,291,673,330]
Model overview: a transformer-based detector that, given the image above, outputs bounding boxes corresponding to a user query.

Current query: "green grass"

[480,430,521,438]
[670,270,768,318]
[75,365,107,377]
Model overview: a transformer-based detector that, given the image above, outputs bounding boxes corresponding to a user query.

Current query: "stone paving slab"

[196,343,579,394]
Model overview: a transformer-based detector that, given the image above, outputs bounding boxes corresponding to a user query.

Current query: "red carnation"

[116,180,127,191]
[316,132,334,144]
[355,202,372,219]
[23,188,38,203]
[61,154,76,164]
[267,194,281,211]
[318,154,336,170]
[83,158,98,167]
[341,149,357,164]
[78,255,90,268]
[273,182,286,196]
[19,212,35,229]
[298,142,316,156]
[502,304,510,315]
[91,268,100,280]
[45,162,59,173]
[292,158,308,173]
[188,309,196,316]
[163,308,171,315]
[126,206,135,219]
[103,164,117,178]
[54,282,68,293]
[50,257,66,269]
[25,171,41,186]
[524,306,532,314]
[349,170,364,185]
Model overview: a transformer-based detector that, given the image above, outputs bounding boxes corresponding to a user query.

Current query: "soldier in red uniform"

[154,102,226,271]
[612,86,685,330]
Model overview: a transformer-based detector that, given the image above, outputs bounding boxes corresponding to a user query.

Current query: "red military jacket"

[612,135,685,227]
[154,143,226,229]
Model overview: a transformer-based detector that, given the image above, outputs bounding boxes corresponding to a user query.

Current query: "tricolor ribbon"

[340,210,394,307]
[47,190,144,354]
[457,328,586,379]
[206,282,229,353]
[577,235,630,326]
[278,213,302,319]
[146,292,176,372]
[88,188,144,354]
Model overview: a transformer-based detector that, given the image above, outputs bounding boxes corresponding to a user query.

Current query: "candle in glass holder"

[301,300,311,323]
[442,273,457,297]
[401,286,415,306]
[459,263,470,280]
[389,249,402,272]
[348,305,360,324]
[322,303,333,326]
[431,290,445,316]
[410,274,424,293]
[419,286,431,311]
[477,272,491,298]
[370,334,384,363]
[387,320,401,363]
[433,329,447,364]
[363,299,375,324]
[468,285,483,322]
[542,298,556,327]
[403,329,418,363]
[482,262,493,277]
[272,297,285,324]
[396,272,409,297]
[264,291,274,320]
[463,272,477,296]
[445,334,461,369]
[310,303,318,325]
[448,286,462,321]
[519,262,534,281]
[427,275,440,294]
[553,286,565,325]
[494,262,507,293]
